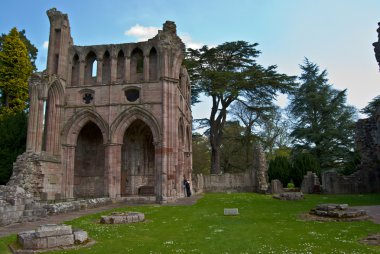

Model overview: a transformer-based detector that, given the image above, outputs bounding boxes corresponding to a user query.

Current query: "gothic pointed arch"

[110,107,161,144]
[42,77,65,155]
[61,109,109,146]
[149,47,158,80]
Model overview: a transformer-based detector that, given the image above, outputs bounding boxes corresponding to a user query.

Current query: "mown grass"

[0,193,380,253]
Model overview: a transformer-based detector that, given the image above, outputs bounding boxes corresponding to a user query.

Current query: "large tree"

[0,28,33,116]
[0,29,38,71]
[288,59,357,171]
[186,41,295,174]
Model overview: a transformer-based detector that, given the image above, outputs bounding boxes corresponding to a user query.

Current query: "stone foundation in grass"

[9,224,90,253]
[100,212,145,224]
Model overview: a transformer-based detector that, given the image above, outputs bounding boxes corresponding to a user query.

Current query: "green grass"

[1,193,380,253]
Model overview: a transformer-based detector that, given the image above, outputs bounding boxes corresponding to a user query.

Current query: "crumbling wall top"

[374,22,380,72]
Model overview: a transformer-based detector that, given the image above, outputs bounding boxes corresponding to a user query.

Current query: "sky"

[1,0,380,120]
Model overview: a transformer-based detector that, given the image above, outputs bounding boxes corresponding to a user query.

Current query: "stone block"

[73,229,88,243]
[47,236,58,248]
[55,234,74,246]
[35,224,72,238]
[23,209,34,217]
[224,208,239,215]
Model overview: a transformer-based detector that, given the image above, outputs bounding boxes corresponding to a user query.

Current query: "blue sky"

[1,0,380,119]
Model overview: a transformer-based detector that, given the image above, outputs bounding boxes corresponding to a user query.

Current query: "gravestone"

[224,208,239,216]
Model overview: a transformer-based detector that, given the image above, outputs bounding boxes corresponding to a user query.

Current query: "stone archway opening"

[74,121,105,198]
[121,119,155,196]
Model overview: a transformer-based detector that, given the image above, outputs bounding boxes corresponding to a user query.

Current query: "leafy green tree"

[290,152,320,187]
[0,111,27,184]
[186,41,296,174]
[0,29,38,71]
[288,59,357,171]
[220,121,247,173]
[361,95,380,118]
[0,28,33,116]
[192,133,211,175]
[268,156,291,186]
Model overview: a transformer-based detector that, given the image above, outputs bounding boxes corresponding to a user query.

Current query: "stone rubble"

[310,204,367,219]
[301,171,321,194]
[100,212,145,224]
[11,224,88,253]
[273,192,304,200]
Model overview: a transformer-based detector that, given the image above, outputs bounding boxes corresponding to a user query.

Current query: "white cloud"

[180,33,203,49]
[42,41,49,49]
[124,24,205,49]
[124,24,159,41]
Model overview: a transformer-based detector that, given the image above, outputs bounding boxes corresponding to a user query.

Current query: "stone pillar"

[154,141,166,202]
[26,85,39,152]
[111,56,117,83]
[104,143,122,198]
[96,58,103,84]
[62,145,76,199]
[35,98,45,153]
[79,59,85,86]
[124,57,130,82]
[144,55,150,82]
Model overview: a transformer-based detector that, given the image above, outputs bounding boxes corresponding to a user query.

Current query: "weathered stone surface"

[270,179,284,194]
[310,204,367,219]
[253,143,269,193]
[16,224,87,252]
[35,224,72,238]
[224,208,239,216]
[73,229,88,243]
[361,233,380,246]
[100,212,145,224]
[8,8,192,203]
[273,192,304,200]
[301,171,321,194]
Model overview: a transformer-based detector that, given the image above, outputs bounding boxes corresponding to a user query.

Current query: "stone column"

[154,141,166,202]
[111,56,117,83]
[26,85,39,152]
[104,143,122,198]
[96,58,103,84]
[124,57,130,82]
[62,145,76,199]
[79,59,85,86]
[144,55,150,82]
[35,98,45,153]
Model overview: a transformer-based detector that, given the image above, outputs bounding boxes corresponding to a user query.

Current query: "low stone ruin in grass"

[9,224,90,253]
[273,192,304,200]
[100,212,145,224]
[307,204,369,222]
[360,233,380,246]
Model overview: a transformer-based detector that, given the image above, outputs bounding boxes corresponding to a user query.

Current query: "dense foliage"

[186,41,296,174]
[0,111,27,184]
[0,28,33,116]
[0,28,34,184]
[288,59,357,172]
[361,95,380,118]
[0,29,38,70]
[192,133,211,175]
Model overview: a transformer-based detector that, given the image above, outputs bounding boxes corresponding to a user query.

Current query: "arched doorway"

[74,122,105,198]
[121,119,155,196]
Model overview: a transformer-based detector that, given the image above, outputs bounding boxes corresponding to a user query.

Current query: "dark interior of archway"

[121,119,155,195]
[74,121,105,198]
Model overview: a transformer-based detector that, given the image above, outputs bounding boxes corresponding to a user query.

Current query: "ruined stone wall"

[321,24,380,194]
[192,172,256,194]
[11,8,193,203]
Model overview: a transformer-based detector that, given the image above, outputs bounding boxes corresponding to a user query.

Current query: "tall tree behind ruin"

[288,58,357,171]
[0,29,38,71]
[185,41,296,174]
[0,28,33,116]
[0,28,34,184]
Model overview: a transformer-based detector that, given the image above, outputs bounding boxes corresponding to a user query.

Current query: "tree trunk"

[211,145,221,174]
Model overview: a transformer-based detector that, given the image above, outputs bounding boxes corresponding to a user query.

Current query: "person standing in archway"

[183,175,191,197]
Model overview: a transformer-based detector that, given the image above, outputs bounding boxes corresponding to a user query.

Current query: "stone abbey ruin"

[9,8,193,202]
[2,10,380,213]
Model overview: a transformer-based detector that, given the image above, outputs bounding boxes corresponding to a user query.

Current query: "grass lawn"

[1,193,380,253]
